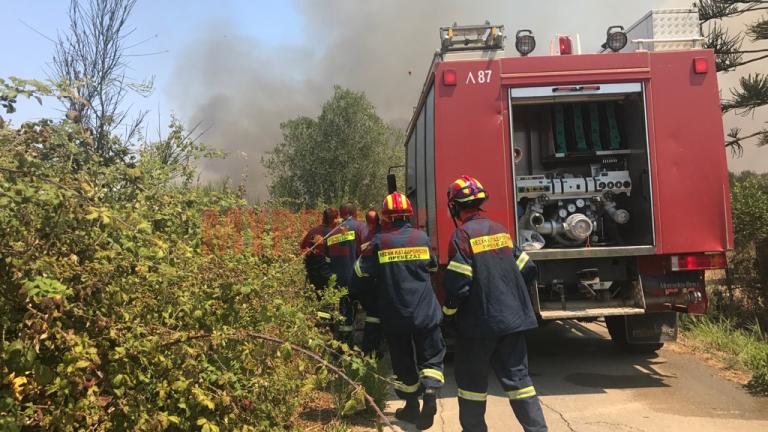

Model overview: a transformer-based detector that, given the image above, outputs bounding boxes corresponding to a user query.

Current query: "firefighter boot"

[417,388,438,430]
[395,398,420,424]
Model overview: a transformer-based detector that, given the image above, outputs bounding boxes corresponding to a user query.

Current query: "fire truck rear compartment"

[510,85,654,254]
[509,84,654,318]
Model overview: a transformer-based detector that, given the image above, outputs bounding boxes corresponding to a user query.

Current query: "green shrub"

[0,81,382,431]
[729,172,768,289]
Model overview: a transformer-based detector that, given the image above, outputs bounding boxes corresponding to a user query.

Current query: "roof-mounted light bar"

[439,21,505,53]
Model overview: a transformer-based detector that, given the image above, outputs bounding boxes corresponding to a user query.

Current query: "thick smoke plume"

[171,0,687,200]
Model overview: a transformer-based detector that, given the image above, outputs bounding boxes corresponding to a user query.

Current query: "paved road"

[381,320,768,432]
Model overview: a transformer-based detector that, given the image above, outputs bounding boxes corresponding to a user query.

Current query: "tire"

[605,315,664,353]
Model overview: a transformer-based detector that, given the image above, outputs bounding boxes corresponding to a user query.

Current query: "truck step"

[539,306,645,320]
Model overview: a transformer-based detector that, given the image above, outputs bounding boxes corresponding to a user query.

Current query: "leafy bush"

[0,81,383,431]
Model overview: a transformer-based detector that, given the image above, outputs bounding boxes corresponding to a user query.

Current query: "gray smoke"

[170,0,688,200]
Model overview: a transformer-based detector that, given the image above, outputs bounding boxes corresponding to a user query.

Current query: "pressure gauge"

[576,198,585,208]
[558,208,568,218]
[567,203,577,213]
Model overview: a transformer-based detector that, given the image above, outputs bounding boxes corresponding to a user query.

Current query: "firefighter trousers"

[361,314,382,356]
[455,332,548,432]
[386,325,446,400]
[336,295,356,345]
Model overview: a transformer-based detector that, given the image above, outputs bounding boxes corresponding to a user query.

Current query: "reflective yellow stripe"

[327,231,356,246]
[507,386,536,400]
[354,258,369,277]
[378,247,430,263]
[447,260,472,277]
[393,380,420,393]
[470,233,513,254]
[428,265,438,273]
[364,316,380,324]
[458,388,487,401]
[316,311,332,320]
[420,369,444,383]
[386,195,394,210]
[338,325,355,332]
[516,252,530,271]
[455,191,486,202]
[442,306,458,316]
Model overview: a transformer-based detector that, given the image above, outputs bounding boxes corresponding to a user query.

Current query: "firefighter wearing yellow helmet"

[351,192,445,429]
[444,175,548,432]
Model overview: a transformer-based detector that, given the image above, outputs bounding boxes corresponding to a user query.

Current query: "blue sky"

[0,0,305,122]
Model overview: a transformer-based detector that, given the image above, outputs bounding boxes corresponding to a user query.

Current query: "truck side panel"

[647,50,733,253]
[433,60,512,262]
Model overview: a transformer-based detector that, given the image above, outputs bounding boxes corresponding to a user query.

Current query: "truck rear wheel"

[605,315,664,353]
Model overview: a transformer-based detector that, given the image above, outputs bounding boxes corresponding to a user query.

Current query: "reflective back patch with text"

[378,247,430,263]
[327,231,356,246]
[470,233,512,254]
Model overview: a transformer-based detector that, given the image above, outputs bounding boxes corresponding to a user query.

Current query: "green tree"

[697,1,768,155]
[264,86,404,209]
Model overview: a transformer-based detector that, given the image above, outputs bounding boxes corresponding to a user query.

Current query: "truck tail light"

[559,36,573,55]
[670,253,726,271]
[693,57,708,74]
[443,69,457,86]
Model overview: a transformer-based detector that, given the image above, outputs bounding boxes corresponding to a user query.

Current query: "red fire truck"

[397,9,733,352]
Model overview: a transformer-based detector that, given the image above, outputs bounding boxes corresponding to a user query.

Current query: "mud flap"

[625,312,677,344]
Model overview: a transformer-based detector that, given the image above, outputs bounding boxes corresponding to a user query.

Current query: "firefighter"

[300,208,338,322]
[300,208,337,295]
[352,192,445,430]
[443,175,548,432]
[328,203,364,344]
[357,209,382,356]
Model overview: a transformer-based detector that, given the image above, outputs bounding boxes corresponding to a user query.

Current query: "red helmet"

[447,175,488,205]
[381,192,413,219]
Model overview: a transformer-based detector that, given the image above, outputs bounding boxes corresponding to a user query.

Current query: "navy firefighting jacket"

[300,224,333,285]
[351,220,441,333]
[325,218,363,288]
[354,222,381,315]
[443,213,538,337]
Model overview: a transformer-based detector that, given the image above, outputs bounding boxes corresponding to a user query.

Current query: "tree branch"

[732,53,768,68]
[726,130,765,146]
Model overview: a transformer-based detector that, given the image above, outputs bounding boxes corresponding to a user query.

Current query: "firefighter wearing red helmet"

[444,175,548,432]
[329,203,365,344]
[351,192,445,429]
